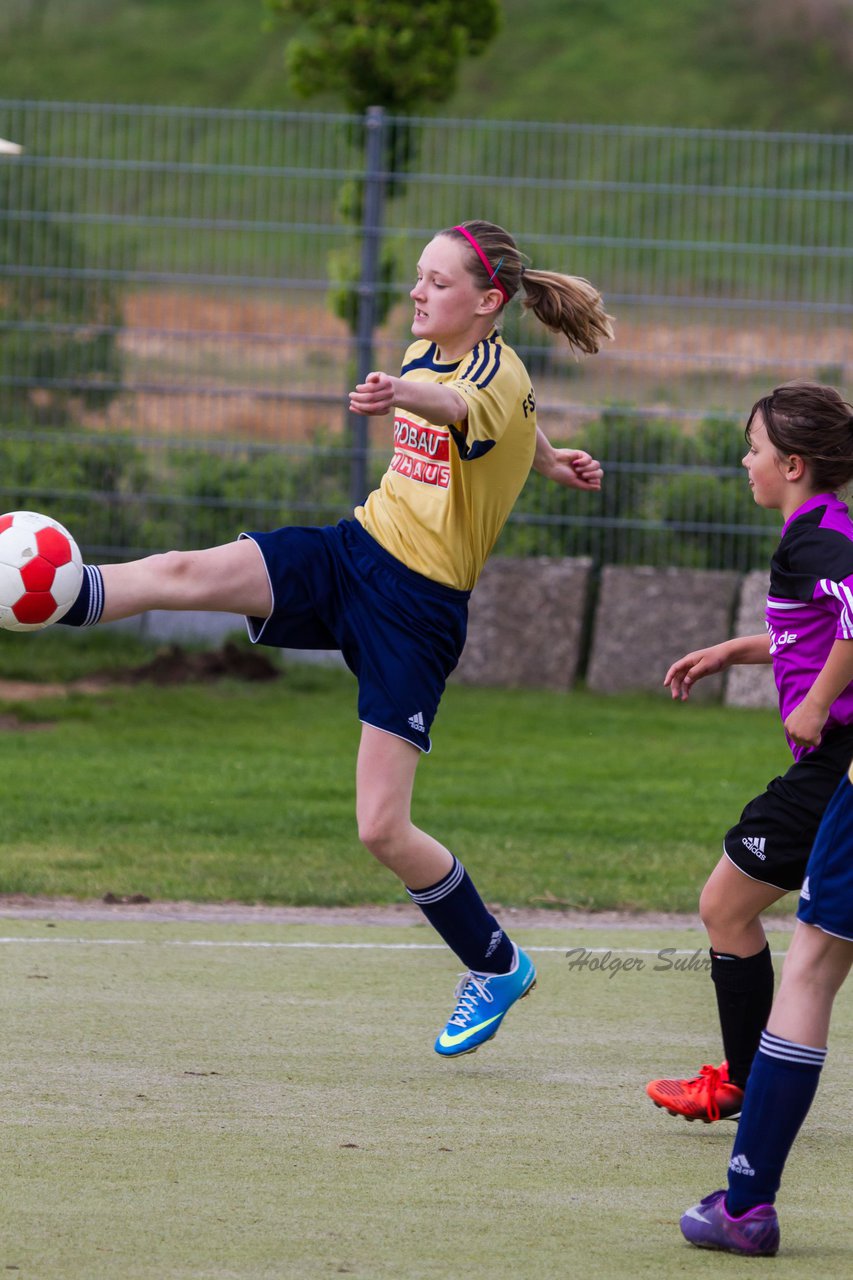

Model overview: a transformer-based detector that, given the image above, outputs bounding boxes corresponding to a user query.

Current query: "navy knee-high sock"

[725,1030,826,1216]
[406,856,515,975]
[710,944,775,1087]
[56,565,105,627]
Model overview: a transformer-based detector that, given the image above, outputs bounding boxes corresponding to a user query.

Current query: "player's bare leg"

[699,855,788,958]
[769,920,853,1047]
[99,540,272,623]
[355,723,535,1054]
[355,724,453,888]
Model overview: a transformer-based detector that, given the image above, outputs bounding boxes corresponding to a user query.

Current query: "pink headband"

[454,224,510,304]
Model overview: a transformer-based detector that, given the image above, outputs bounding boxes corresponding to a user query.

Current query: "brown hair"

[441,219,614,357]
[747,381,853,492]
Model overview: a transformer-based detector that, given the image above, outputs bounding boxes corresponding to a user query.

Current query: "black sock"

[406,856,515,974]
[710,943,774,1088]
[56,565,105,627]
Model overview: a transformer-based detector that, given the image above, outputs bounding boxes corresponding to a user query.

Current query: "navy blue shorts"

[723,725,853,892]
[797,764,853,942]
[239,519,469,753]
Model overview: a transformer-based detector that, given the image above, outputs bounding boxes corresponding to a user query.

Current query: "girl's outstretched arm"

[349,371,467,424]
[665,634,771,700]
[533,428,603,491]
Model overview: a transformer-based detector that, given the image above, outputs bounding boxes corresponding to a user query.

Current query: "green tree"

[266,0,501,113]
[265,0,501,329]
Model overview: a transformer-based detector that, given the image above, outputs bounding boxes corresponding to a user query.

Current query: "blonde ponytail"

[520,268,614,357]
[444,220,614,357]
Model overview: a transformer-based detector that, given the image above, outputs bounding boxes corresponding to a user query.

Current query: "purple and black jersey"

[767,493,853,760]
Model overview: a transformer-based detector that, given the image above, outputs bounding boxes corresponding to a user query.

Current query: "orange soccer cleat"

[646,1060,744,1123]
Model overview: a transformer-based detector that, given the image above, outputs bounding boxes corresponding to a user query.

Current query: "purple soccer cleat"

[680,1189,780,1256]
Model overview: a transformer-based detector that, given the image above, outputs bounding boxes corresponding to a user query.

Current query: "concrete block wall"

[453,556,593,692]
[724,569,776,710]
[585,565,741,700]
[107,559,779,708]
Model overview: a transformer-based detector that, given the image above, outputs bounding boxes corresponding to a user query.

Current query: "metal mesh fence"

[0,100,850,568]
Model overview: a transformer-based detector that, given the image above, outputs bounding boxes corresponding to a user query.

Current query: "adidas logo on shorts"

[741,835,767,860]
[800,875,811,902]
[407,711,425,733]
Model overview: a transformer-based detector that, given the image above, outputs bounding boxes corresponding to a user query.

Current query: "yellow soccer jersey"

[356,331,537,591]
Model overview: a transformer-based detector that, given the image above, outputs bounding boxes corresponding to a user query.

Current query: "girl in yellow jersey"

[54,219,614,1057]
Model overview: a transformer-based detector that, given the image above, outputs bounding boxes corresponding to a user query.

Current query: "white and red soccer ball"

[0,511,83,632]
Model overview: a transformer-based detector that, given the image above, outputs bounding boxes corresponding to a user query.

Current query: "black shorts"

[724,724,853,891]
[240,519,469,753]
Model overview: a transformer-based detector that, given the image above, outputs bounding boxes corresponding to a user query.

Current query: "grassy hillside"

[1,0,851,131]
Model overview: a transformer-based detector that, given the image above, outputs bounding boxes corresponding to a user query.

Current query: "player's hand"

[349,371,398,417]
[664,644,729,700]
[546,448,603,491]
[784,698,827,749]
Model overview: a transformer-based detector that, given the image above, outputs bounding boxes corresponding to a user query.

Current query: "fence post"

[349,105,387,509]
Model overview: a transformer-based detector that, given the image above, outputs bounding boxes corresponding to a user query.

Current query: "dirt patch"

[124,641,279,685]
[0,893,733,931]
[0,643,280,713]
[0,676,113,728]
[0,677,117,702]
[0,713,54,731]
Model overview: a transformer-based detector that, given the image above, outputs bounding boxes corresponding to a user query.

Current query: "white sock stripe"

[759,1043,826,1066]
[760,1030,827,1066]
[761,1030,826,1058]
[406,857,464,905]
[83,565,105,627]
[81,567,95,625]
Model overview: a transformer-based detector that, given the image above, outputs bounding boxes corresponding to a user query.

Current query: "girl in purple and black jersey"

[679,761,853,1256]
[768,491,853,758]
[645,381,853,1125]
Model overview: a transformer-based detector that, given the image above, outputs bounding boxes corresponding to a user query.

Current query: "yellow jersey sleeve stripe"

[458,338,501,389]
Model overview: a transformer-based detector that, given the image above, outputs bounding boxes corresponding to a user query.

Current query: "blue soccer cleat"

[680,1190,780,1256]
[434,945,536,1057]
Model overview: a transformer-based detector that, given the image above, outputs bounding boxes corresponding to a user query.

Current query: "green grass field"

[2,912,851,1279]
[0,629,790,913]
[0,641,848,1274]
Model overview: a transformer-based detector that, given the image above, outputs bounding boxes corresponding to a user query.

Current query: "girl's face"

[742,413,793,510]
[409,235,500,359]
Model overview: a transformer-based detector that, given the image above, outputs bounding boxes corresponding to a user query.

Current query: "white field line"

[0,936,789,957]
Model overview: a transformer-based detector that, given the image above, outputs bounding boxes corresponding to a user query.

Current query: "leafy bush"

[0,435,152,555]
[0,406,779,571]
[502,408,777,570]
[0,429,352,558]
